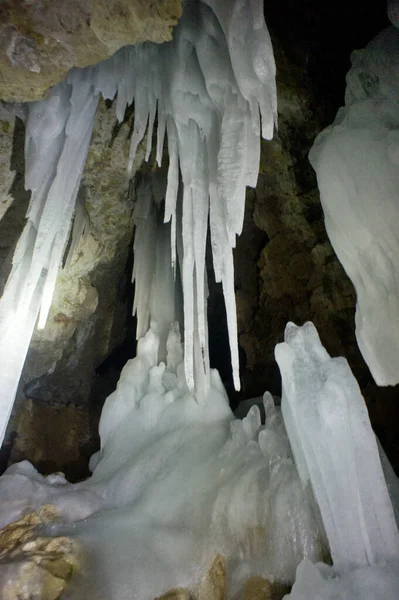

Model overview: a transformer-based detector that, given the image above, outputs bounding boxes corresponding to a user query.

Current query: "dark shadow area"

[265,0,389,125]
[0,117,30,297]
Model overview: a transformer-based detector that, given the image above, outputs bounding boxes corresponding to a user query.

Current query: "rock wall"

[0,0,182,102]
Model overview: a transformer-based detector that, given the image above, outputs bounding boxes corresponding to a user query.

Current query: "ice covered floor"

[0,324,325,599]
[0,322,398,599]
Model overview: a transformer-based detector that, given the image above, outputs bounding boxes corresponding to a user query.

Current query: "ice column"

[0,69,100,446]
[309,25,399,385]
[275,322,399,569]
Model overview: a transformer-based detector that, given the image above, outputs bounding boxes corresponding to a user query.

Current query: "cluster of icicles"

[0,0,276,444]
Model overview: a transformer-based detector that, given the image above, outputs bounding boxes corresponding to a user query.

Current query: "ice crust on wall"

[276,322,399,599]
[0,324,326,599]
[309,25,399,386]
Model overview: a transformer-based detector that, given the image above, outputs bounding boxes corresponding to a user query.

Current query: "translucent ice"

[309,26,399,386]
[276,322,399,600]
[285,558,399,600]
[276,322,399,569]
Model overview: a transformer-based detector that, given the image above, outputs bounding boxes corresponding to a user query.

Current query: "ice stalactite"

[309,24,399,386]
[0,69,100,445]
[0,0,276,442]
[132,173,182,364]
[93,0,277,394]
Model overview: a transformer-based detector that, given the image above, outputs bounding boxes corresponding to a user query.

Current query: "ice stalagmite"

[309,24,399,386]
[0,70,100,446]
[0,325,326,599]
[276,322,399,600]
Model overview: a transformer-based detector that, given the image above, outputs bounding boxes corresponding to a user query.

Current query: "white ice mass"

[0,321,398,599]
[276,322,399,600]
[0,0,399,599]
[309,24,399,386]
[0,0,277,445]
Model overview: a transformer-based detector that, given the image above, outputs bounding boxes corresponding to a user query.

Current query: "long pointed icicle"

[0,0,276,439]
[119,0,277,394]
[0,70,100,446]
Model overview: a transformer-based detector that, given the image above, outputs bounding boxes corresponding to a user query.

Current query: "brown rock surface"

[0,0,182,102]
[156,589,193,600]
[8,399,93,480]
[0,507,81,599]
[197,554,226,600]
[237,576,290,600]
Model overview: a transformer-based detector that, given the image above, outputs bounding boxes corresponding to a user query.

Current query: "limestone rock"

[0,507,81,600]
[197,554,226,600]
[0,0,182,102]
[8,399,92,480]
[156,588,193,600]
[236,576,289,600]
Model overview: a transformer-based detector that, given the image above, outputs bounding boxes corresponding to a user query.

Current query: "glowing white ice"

[276,322,399,600]
[91,0,277,393]
[0,321,326,599]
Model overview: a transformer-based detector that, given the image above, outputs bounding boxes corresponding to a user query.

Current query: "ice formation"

[0,0,398,598]
[0,0,276,445]
[0,70,100,445]
[0,324,326,599]
[0,321,398,599]
[309,24,399,386]
[276,322,399,599]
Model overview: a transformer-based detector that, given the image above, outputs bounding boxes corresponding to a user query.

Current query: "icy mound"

[309,26,399,385]
[285,558,399,600]
[0,322,398,598]
[0,324,325,600]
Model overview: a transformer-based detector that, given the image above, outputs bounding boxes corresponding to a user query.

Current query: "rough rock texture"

[235,49,359,398]
[197,554,226,600]
[155,558,288,600]
[0,0,182,102]
[236,576,289,600]
[7,400,93,480]
[0,506,81,600]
